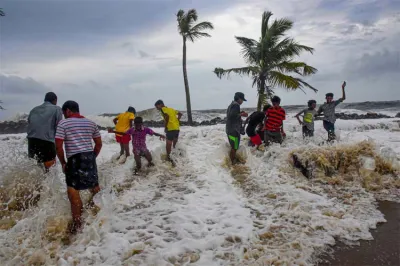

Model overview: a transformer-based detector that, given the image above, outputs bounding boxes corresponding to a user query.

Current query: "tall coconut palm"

[214,11,317,111]
[0,9,4,110]
[177,9,213,124]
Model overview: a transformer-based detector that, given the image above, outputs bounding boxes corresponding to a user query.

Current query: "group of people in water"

[25,82,345,232]
[226,81,346,164]
[26,95,181,233]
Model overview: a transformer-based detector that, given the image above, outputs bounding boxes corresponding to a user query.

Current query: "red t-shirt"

[265,107,286,132]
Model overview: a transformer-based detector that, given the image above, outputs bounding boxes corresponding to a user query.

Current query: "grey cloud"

[0,74,49,95]
[344,49,400,78]
[138,50,151,58]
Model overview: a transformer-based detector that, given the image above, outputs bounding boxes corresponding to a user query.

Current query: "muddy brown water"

[319,201,400,266]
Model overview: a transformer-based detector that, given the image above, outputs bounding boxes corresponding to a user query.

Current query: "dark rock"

[396,112,400,118]
[315,112,392,121]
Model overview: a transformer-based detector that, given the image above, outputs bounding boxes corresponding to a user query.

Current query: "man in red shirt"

[264,96,286,145]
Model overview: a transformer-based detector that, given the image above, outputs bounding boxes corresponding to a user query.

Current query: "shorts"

[250,134,262,146]
[66,152,99,190]
[228,134,240,150]
[28,138,56,163]
[116,134,131,144]
[302,126,314,138]
[133,147,150,157]
[323,120,335,133]
[246,126,257,137]
[264,130,283,145]
[166,130,180,141]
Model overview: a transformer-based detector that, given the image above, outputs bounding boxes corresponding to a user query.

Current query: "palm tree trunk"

[182,37,193,125]
[257,79,266,111]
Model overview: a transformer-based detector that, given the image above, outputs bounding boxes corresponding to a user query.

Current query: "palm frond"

[261,11,273,39]
[269,71,317,92]
[214,66,258,79]
[275,61,318,76]
[186,9,198,22]
[269,18,293,37]
[235,36,258,64]
[176,9,185,20]
[191,21,214,32]
[187,32,211,42]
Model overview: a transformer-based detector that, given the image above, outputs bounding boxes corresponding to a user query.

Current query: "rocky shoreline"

[0,112,399,135]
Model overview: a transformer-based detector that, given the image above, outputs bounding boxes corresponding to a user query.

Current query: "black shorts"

[66,152,99,190]
[28,138,56,163]
[264,130,283,145]
[302,126,314,138]
[246,126,257,137]
[166,130,180,141]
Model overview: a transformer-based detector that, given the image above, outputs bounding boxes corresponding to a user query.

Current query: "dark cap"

[234,92,247,101]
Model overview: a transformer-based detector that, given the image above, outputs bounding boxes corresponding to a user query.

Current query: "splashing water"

[0,116,399,265]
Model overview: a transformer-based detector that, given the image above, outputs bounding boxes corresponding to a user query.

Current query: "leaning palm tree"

[177,9,213,125]
[214,11,317,111]
[0,8,5,16]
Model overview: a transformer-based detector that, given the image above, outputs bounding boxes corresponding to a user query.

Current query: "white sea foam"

[0,117,399,265]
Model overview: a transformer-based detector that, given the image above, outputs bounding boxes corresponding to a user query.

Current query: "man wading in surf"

[154,100,182,164]
[317,81,346,142]
[27,92,63,171]
[226,92,248,164]
[112,106,136,163]
[55,101,102,233]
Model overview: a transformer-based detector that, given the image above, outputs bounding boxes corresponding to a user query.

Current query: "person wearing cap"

[226,92,248,164]
[243,104,271,148]
[317,81,346,142]
[264,96,286,145]
[295,100,318,138]
[154,100,183,163]
[27,92,63,170]
[112,106,136,162]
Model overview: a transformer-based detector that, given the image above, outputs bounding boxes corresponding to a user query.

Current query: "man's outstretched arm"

[340,81,346,101]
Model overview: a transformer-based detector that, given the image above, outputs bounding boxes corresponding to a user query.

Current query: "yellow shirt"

[115,112,135,136]
[161,107,180,131]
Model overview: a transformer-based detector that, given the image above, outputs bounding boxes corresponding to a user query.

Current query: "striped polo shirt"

[265,106,286,132]
[55,117,101,158]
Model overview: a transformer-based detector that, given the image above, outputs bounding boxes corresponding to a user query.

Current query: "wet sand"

[320,201,400,266]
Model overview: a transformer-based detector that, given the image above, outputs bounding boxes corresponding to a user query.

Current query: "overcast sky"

[1,0,400,119]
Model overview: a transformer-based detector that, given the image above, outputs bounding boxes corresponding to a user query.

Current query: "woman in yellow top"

[112,106,135,160]
[154,100,182,162]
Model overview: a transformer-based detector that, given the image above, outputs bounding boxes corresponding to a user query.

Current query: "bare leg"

[173,137,178,148]
[119,143,124,156]
[123,143,130,157]
[67,187,83,233]
[166,140,173,157]
[43,159,56,172]
[134,154,141,171]
[87,185,100,209]
[230,149,236,164]
[144,150,154,167]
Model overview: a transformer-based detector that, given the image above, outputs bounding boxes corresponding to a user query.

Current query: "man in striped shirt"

[264,96,286,145]
[55,100,102,233]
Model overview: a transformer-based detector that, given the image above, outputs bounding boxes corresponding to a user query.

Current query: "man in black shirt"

[226,92,248,164]
[244,104,271,147]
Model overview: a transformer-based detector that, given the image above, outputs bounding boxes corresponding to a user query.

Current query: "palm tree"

[177,9,213,125]
[214,11,317,111]
[0,9,4,110]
